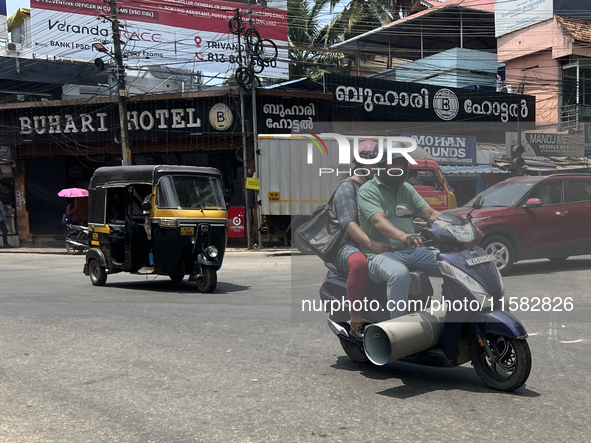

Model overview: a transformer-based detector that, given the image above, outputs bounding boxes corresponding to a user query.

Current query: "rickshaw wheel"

[170,274,184,282]
[89,259,107,286]
[196,267,217,293]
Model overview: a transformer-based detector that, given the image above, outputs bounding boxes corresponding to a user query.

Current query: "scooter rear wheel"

[66,231,85,255]
[471,334,531,392]
[66,241,85,255]
[339,337,370,364]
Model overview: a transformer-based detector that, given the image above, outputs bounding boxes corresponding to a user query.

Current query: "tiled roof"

[556,15,591,43]
[381,0,493,29]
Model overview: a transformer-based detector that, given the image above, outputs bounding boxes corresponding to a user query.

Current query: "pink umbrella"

[58,188,89,198]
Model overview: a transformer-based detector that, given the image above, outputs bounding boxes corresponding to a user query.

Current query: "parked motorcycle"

[321,197,532,392]
[65,224,89,255]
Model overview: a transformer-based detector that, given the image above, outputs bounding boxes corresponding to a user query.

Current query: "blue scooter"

[321,197,532,392]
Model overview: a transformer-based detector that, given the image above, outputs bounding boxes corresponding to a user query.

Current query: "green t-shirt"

[357,176,429,258]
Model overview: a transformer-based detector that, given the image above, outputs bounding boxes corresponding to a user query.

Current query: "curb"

[0,247,296,256]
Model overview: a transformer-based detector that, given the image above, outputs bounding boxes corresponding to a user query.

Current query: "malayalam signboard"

[505,132,584,158]
[325,75,536,123]
[402,133,477,165]
[495,0,554,37]
[29,0,288,78]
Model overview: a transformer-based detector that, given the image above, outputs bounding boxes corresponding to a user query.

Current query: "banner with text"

[30,0,288,78]
[402,133,477,165]
[505,132,584,158]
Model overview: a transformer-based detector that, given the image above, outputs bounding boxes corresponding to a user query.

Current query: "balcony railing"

[560,103,591,131]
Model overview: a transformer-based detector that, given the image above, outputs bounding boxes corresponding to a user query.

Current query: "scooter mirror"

[394,204,414,218]
[472,196,484,210]
[141,201,152,212]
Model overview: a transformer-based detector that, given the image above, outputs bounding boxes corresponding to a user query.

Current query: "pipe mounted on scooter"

[363,312,443,366]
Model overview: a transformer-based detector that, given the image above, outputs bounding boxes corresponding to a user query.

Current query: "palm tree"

[288,0,344,79]
[328,0,411,40]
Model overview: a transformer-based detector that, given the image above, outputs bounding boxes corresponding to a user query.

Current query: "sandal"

[350,323,365,340]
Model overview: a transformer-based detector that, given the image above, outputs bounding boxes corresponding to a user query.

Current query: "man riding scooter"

[357,147,442,321]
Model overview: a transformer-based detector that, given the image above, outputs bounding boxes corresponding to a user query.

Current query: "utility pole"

[109,0,132,166]
[240,87,252,250]
[247,0,262,249]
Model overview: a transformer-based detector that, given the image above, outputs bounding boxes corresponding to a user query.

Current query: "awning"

[331,1,495,61]
[441,165,509,174]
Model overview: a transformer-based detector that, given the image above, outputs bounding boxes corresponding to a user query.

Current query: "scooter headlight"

[445,224,477,243]
[439,261,491,302]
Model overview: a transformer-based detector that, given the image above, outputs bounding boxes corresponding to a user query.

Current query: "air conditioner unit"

[7,42,21,53]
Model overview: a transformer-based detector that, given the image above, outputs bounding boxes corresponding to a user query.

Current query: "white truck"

[257,134,452,248]
[258,135,343,247]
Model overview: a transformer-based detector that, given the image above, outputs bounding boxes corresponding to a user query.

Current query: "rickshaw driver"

[109,186,147,224]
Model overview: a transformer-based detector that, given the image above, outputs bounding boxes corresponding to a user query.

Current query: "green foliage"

[288,0,345,80]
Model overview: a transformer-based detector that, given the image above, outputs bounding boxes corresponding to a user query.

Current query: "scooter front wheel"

[471,334,531,392]
[339,337,370,364]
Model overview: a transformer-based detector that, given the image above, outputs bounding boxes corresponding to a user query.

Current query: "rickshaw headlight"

[160,219,177,228]
[204,246,218,258]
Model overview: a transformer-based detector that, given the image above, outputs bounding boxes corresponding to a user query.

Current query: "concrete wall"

[504,51,561,123]
[498,16,591,123]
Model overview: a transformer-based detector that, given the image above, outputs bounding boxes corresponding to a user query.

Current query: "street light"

[92,42,109,53]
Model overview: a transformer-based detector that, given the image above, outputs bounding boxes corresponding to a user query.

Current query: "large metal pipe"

[363,312,443,366]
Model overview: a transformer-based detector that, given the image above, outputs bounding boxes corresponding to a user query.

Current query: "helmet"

[379,142,409,187]
[354,140,379,166]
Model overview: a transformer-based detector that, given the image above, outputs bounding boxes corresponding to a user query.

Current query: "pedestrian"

[0,199,12,248]
[66,198,80,224]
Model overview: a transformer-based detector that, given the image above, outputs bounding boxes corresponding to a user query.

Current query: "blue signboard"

[402,133,477,165]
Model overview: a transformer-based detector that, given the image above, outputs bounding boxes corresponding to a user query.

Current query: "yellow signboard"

[246,177,260,190]
[268,192,280,202]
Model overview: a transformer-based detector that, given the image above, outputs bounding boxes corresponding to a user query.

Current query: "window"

[565,181,591,203]
[563,66,578,106]
[562,57,591,108]
[531,182,563,205]
[408,170,441,190]
[156,175,225,210]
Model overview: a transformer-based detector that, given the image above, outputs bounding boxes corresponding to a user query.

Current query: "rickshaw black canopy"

[89,165,223,189]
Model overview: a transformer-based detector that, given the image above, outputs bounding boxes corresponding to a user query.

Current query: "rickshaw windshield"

[156,175,225,210]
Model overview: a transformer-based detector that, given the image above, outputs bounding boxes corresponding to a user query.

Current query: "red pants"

[346,252,368,317]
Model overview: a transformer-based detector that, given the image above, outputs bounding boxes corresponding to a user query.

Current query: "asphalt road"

[0,250,590,442]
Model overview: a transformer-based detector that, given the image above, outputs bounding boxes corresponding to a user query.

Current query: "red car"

[449,173,591,275]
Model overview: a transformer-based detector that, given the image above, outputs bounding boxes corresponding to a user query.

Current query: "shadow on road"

[508,257,591,277]
[103,279,250,294]
[332,356,540,398]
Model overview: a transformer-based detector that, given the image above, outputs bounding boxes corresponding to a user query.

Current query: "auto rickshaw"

[83,165,228,292]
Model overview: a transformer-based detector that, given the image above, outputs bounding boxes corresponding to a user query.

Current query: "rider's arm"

[369,212,423,248]
[345,222,393,254]
[129,186,143,204]
[334,180,392,254]
[417,206,441,223]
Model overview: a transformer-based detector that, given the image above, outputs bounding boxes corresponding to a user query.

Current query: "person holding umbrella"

[66,198,80,224]
[58,188,88,225]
